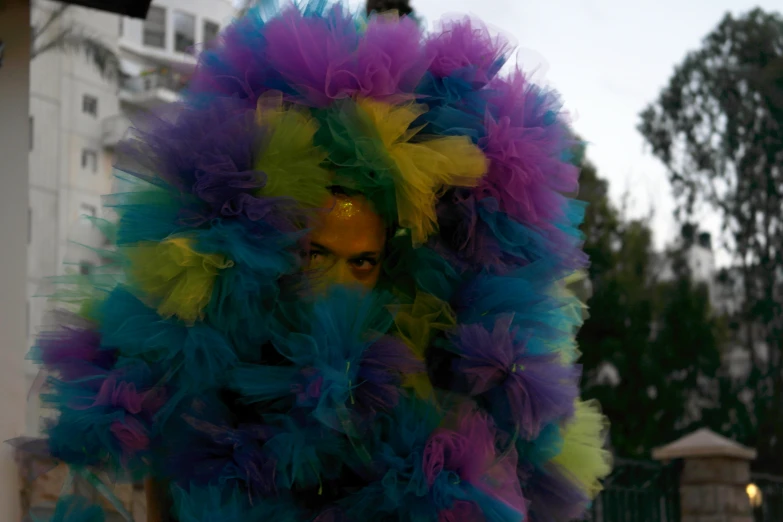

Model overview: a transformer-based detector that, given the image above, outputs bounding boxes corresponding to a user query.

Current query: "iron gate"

[752,472,783,522]
[589,458,681,522]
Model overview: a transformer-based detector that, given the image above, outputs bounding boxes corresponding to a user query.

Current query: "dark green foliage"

[366,0,413,16]
[577,157,729,458]
[639,8,783,471]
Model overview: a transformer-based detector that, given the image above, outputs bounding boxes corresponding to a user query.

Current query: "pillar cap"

[652,428,756,461]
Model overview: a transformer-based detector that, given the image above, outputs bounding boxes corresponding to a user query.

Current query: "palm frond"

[32,3,69,43]
[32,28,120,81]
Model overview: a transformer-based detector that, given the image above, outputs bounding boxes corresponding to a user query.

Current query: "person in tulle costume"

[26,1,612,521]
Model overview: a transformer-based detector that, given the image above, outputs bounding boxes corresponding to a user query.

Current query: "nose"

[324,261,354,286]
[313,260,364,292]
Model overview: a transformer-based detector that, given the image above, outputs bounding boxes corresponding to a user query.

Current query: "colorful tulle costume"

[26,2,611,521]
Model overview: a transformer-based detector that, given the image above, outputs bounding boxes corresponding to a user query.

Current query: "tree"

[577,157,731,458]
[365,0,413,16]
[31,1,120,80]
[638,8,783,471]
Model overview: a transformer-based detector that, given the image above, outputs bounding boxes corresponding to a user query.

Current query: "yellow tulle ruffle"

[552,399,613,499]
[126,237,234,324]
[392,292,456,398]
[254,93,331,207]
[357,98,487,244]
[546,271,589,365]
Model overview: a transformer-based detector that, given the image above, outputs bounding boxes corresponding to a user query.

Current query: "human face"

[307,194,386,290]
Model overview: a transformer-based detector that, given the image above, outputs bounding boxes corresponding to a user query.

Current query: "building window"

[204,20,219,47]
[79,261,94,276]
[81,203,97,218]
[81,149,98,172]
[82,94,98,117]
[29,116,33,150]
[143,6,166,49]
[174,11,195,54]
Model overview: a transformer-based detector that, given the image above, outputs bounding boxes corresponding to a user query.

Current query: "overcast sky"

[241,0,783,266]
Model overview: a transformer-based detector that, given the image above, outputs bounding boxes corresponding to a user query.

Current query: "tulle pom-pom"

[205,265,279,361]
[426,404,528,521]
[262,412,349,491]
[231,288,422,429]
[343,398,527,521]
[358,97,487,244]
[515,401,610,522]
[126,237,234,324]
[262,4,428,106]
[43,361,162,473]
[254,94,330,207]
[355,12,429,99]
[425,17,510,85]
[263,3,361,107]
[98,288,238,392]
[448,316,579,438]
[392,292,455,397]
[384,235,464,302]
[453,264,584,349]
[107,182,188,246]
[435,191,588,275]
[31,315,116,382]
[185,4,283,104]
[524,465,591,522]
[198,219,300,359]
[161,395,274,496]
[479,71,579,227]
[551,400,612,499]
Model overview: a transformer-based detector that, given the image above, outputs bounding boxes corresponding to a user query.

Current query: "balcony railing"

[119,69,187,109]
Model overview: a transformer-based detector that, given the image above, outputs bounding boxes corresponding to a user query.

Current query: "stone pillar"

[653,428,757,522]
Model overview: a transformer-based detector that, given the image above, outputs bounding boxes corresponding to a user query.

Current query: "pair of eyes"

[309,250,379,272]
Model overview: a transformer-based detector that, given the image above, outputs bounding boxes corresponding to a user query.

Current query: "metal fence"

[589,458,681,522]
[752,472,783,522]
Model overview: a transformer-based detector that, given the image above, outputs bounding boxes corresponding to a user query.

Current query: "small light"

[747,483,762,508]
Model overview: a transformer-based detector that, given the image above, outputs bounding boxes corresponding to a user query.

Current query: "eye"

[350,258,378,271]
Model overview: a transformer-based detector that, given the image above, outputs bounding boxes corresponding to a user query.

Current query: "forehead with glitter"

[332,197,362,220]
[311,194,386,258]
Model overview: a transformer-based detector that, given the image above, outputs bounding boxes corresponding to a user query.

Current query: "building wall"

[0,1,32,519]
[120,0,234,59]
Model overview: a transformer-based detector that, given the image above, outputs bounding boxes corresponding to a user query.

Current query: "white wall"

[0,1,32,519]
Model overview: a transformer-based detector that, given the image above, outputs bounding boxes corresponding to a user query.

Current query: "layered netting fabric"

[26,1,612,521]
